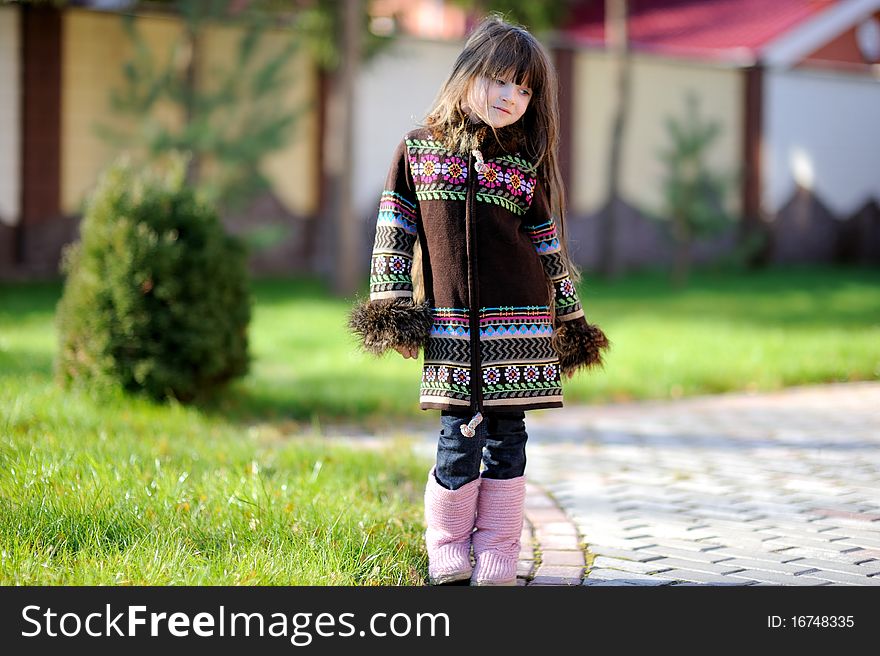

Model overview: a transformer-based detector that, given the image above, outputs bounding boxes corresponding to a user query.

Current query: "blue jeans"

[434,410,528,490]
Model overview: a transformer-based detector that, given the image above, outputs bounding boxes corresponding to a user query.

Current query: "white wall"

[353,37,462,216]
[0,5,21,226]
[763,67,880,215]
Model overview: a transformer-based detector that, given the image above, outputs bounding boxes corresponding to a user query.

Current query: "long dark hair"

[413,14,580,315]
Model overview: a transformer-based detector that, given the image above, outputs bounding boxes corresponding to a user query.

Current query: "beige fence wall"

[60,8,318,217]
[0,5,21,227]
[570,51,744,219]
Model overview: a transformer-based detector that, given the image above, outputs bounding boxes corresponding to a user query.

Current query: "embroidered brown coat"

[350,126,607,415]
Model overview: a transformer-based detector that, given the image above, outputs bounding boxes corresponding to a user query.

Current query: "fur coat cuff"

[551,316,611,378]
[348,297,434,356]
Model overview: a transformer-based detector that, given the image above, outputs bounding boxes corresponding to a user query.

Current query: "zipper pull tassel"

[460,412,483,438]
[471,148,484,173]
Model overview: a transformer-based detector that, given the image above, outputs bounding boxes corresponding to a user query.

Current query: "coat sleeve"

[369,139,420,301]
[523,182,610,377]
[522,183,585,322]
[347,139,433,356]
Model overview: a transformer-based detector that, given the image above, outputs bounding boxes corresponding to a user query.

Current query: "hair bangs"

[477,30,546,96]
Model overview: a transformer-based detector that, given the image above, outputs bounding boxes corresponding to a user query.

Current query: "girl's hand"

[393,345,419,359]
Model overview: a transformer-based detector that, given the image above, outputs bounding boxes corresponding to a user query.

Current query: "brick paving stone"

[517,560,535,578]
[812,512,880,526]
[642,537,727,552]
[538,534,581,550]
[616,500,689,513]
[844,548,880,562]
[702,535,790,551]
[668,582,709,586]
[725,570,831,586]
[591,556,670,575]
[689,517,786,535]
[772,546,880,563]
[525,511,569,526]
[642,557,746,576]
[688,507,769,522]
[582,579,639,586]
[760,536,862,552]
[535,522,580,538]
[582,530,674,546]
[709,558,820,575]
[533,564,584,578]
[753,524,852,542]
[542,550,586,567]
[632,545,734,564]
[654,569,756,585]
[821,525,880,540]
[583,569,675,586]
[802,569,880,586]
[579,534,660,549]
[614,515,711,534]
[708,547,816,564]
[679,529,723,541]
[696,528,781,543]
[585,544,665,562]
[529,575,582,586]
[826,536,880,550]
[780,558,880,577]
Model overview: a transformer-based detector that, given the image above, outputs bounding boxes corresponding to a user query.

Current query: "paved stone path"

[409,381,880,585]
[519,381,880,586]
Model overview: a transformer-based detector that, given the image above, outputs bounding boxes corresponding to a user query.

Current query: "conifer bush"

[56,154,251,402]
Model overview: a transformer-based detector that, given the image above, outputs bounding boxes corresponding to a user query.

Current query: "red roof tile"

[563,0,838,61]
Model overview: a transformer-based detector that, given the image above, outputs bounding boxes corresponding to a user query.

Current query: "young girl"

[350,15,608,586]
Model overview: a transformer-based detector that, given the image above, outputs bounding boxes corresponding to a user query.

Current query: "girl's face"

[465,74,532,128]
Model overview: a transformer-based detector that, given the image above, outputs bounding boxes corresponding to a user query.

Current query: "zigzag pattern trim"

[372,226,416,253]
[424,338,471,365]
[481,337,556,362]
[538,251,567,278]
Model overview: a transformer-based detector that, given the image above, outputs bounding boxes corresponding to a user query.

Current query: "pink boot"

[424,467,481,585]
[471,475,526,586]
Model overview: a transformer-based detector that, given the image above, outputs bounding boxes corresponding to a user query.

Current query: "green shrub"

[56,154,251,402]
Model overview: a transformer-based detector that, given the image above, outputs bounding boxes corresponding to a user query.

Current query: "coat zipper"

[464,149,484,431]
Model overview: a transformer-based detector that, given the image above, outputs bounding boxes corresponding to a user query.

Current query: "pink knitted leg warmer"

[471,475,526,586]
[424,467,481,585]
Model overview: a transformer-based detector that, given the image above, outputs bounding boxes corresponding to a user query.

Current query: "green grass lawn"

[1,264,878,584]
[223,264,879,422]
[4,266,879,425]
[1,280,434,585]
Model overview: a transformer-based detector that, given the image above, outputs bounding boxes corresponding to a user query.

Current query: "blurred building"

[560,0,880,267]
[0,1,320,278]
[1,0,879,280]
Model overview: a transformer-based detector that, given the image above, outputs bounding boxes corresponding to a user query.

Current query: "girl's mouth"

[493,106,511,115]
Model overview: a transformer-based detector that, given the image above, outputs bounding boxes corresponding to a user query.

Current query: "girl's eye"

[520,88,531,96]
